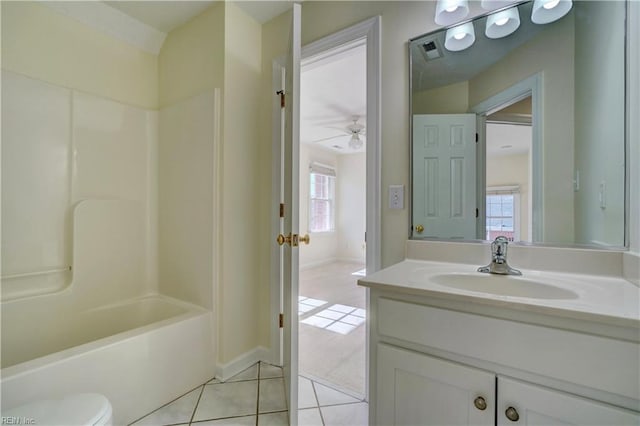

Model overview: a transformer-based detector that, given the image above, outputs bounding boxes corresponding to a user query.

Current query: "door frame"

[470,73,543,242]
[269,15,382,396]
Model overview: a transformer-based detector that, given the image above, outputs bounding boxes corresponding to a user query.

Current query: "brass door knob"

[415,224,424,234]
[276,233,292,246]
[505,406,520,422]
[473,396,487,411]
[298,234,310,245]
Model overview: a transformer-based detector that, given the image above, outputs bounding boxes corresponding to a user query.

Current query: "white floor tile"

[320,402,368,426]
[257,411,289,426]
[314,382,361,407]
[325,322,356,335]
[193,381,257,422]
[227,364,259,382]
[260,362,283,379]
[193,416,256,425]
[316,309,346,320]
[298,376,318,409]
[132,387,201,425]
[259,378,287,413]
[301,316,333,328]
[298,408,323,426]
[328,304,356,314]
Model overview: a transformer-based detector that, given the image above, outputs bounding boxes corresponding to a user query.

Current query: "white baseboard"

[215,346,271,382]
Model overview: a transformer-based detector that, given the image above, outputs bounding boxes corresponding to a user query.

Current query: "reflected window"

[486,187,520,241]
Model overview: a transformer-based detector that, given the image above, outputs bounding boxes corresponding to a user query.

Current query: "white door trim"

[301,16,382,275]
[471,73,543,242]
[269,16,382,399]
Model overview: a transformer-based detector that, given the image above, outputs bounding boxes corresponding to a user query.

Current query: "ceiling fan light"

[435,0,469,26]
[485,7,520,39]
[444,22,475,52]
[349,133,363,150]
[531,0,572,24]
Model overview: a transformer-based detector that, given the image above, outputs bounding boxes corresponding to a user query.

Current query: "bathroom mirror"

[410,0,627,248]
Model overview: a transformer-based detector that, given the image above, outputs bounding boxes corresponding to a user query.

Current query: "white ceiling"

[104,1,217,33]
[105,0,292,33]
[44,1,293,54]
[486,123,531,157]
[301,43,367,155]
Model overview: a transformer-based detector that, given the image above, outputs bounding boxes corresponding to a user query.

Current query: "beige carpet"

[298,262,367,397]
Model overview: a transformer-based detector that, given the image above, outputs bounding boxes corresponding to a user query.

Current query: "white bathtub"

[1,295,216,425]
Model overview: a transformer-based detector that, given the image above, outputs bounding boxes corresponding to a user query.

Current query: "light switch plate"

[389,185,404,209]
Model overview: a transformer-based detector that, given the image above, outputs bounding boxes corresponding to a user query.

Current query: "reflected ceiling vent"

[420,39,443,62]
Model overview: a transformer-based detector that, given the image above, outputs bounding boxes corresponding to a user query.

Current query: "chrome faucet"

[478,236,522,276]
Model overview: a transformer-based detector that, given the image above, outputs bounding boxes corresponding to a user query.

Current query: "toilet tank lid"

[3,393,112,426]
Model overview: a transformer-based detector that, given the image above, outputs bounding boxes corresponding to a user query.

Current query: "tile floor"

[129,362,367,426]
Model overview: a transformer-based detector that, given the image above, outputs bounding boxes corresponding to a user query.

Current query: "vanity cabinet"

[377,344,638,425]
[368,292,640,425]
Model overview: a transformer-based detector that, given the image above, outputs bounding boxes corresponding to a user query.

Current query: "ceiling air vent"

[421,39,443,61]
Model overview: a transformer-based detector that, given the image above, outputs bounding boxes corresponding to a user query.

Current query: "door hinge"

[476,208,479,218]
[279,203,285,218]
[475,133,479,143]
[276,90,285,108]
[279,313,284,328]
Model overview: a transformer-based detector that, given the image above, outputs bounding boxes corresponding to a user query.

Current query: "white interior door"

[413,114,477,239]
[281,3,301,423]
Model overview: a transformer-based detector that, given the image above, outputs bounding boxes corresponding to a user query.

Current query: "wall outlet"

[388,185,404,209]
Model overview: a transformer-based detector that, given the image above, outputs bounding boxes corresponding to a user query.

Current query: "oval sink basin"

[429,273,579,300]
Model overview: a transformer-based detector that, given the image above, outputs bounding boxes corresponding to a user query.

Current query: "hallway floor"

[129,362,367,426]
[299,262,367,397]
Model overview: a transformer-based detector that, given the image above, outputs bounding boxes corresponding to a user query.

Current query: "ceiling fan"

[312,117,366,150]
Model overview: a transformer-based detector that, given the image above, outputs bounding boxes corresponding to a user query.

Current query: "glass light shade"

[435,0,470,26]
[531,0,572,24]
[445,22,476,52]
[485,7,520,39]
[349,134,363,150]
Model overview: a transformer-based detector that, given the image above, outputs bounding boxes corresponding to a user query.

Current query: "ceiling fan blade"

[308,134,347,143]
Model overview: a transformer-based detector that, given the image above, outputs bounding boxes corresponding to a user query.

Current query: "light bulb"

[446,5,458,12]
[543,0,560,9]
[454,32,466,40]
[495,17,509,26]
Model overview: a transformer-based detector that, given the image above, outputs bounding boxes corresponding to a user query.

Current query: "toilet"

[3,393,112,426]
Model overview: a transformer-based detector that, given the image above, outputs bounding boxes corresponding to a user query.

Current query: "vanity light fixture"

[485,7,520,39]
[435,0,470,26]
[445,22,476,51]
[531,0,572,24]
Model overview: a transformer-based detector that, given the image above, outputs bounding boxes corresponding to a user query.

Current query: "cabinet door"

[497,376,640,425]
[376,343,494,426]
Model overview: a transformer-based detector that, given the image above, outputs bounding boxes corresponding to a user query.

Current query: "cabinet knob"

[473,396,487,411]
[505,406,520,422]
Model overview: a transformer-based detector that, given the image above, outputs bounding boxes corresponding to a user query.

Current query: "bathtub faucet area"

[478,236,522,276]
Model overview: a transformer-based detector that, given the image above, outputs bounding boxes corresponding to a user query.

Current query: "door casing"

[269,16,382,403]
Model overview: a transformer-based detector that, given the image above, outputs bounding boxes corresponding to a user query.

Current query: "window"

[486,186,520,241]
[309,164,336,233]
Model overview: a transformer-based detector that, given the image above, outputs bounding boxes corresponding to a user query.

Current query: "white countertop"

[358,259,640,330]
